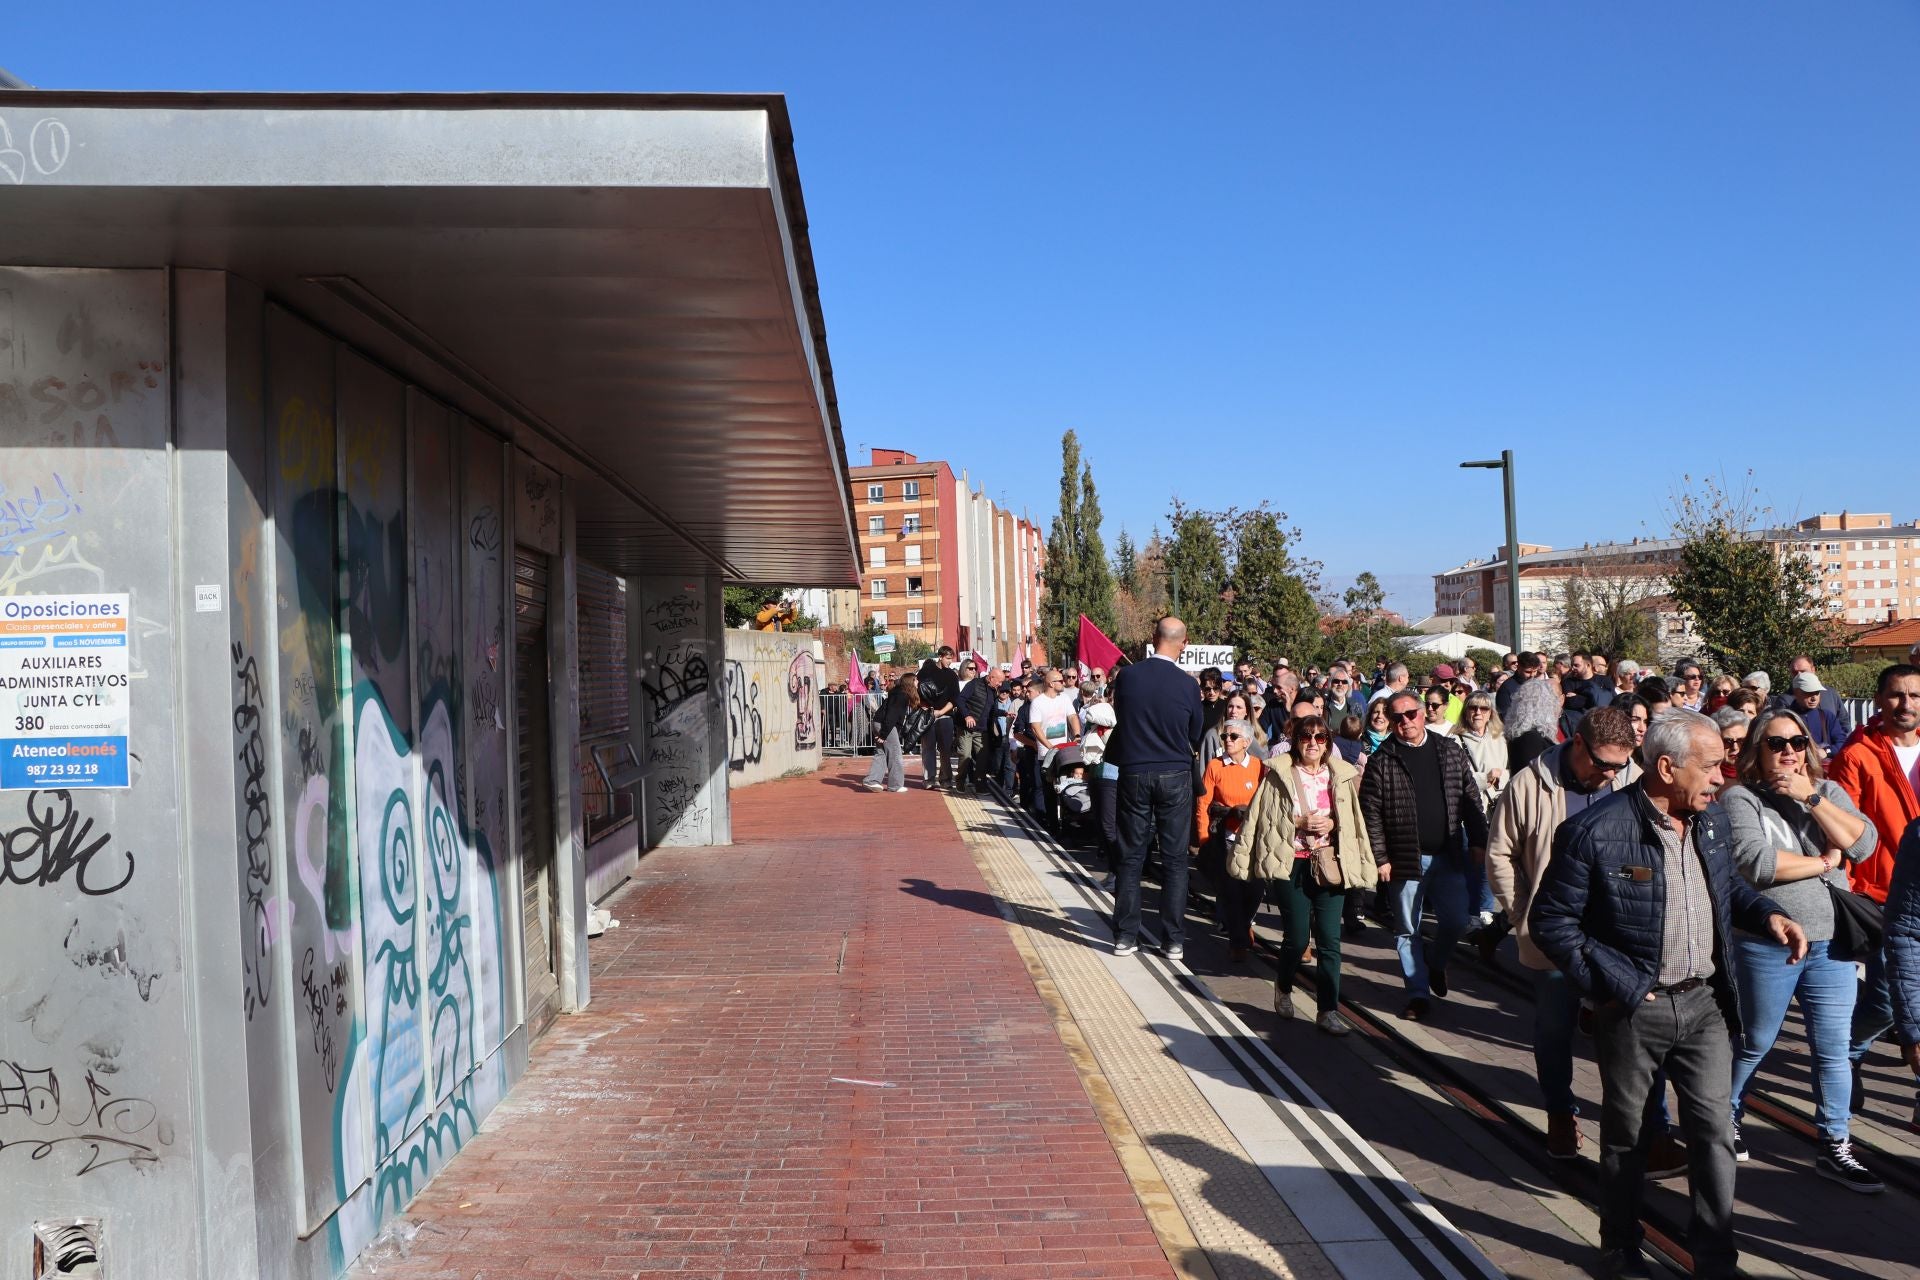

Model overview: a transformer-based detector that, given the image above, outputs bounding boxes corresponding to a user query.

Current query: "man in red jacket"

[1825,662,1920,1123]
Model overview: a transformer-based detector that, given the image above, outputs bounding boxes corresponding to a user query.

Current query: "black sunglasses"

[1764,734,1811,753]
[1223,732,1246,742]
[1297,731,1329,743]
[1391,708,1423,723]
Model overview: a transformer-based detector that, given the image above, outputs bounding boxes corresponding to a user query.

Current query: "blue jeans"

[1384,852,1470,997]
[1113,769,1193,947]
[1464,851,1497,919]
[1533,967,1583,1115]
[1735,937,1856,1141]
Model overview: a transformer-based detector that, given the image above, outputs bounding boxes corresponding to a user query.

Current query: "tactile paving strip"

[949,791,1342,1280]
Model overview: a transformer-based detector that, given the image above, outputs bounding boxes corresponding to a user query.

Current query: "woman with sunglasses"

[1709,706,1750,784]
[1195,716,1267,960]
[1199,691,1270,764]
[1721,707,1882,1191]
[1706,674,1739,714]
[1234,714,1375,1034]
[1456,692,1509,806]
[1236,717,1374,1036]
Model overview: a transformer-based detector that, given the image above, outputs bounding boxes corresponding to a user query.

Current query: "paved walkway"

[349,762,1182,1280]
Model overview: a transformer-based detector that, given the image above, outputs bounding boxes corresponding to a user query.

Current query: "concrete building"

[0,90,857,1280]
[847,449,1046,663]
[1434,512,1920,658]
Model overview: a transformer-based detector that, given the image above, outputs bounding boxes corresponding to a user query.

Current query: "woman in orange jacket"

[1195,716,1267,960]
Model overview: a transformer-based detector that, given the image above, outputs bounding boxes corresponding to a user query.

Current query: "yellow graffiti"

[278,396,336,488]
[0,535,105,597]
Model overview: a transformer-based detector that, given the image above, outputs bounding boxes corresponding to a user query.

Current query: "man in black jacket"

[915,647,961,790]
[953,662,998,794]
[1531,709,1805,1280]
[1107,617,1205,959]
[1358,689,1488,1020]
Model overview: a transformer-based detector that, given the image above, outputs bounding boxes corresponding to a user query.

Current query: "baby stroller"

[1044,744,1097,842]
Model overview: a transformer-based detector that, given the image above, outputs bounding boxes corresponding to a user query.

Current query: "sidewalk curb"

[948,794,1219,1280]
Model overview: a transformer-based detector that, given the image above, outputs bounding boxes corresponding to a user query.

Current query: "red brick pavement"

[349,761,1176,1280]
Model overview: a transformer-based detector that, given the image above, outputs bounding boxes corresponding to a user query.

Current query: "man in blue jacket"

[1531,709,1805,1280]
[1107,616,1205,959]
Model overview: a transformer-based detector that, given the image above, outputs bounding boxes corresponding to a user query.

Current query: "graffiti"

[295,723,325,777]
[653,773,700,815]
[233,642,275,1018]
[725,660,764,771]
[519,470,557,542]
[300,948,346,1093]
[0,472,79,557]
[0,1056,162,1176]
[467,508,501,557]
[470,672,501,732]
[64,920,161,1002]
[788,652,818,749]
[645,593,700,636]
[0,116,72,185]
[643,644,709,725]
[0,789,134,896]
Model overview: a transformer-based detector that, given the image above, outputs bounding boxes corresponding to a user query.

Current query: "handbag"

[1311,844,1345,889]
[1827,880,1884,960]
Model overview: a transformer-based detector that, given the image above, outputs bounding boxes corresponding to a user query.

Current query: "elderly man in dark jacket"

[1531,708,1805,1280]
[1359,688,1488,1021]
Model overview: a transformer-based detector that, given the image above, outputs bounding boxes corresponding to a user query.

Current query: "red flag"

[847,656,867,698]
[1076,614,1125,674]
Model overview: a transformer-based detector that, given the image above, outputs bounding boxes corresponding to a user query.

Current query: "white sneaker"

[861,779,884,791]
[1163,943,1184,962]
[888,785,909,793]
[1114,939,1138,956]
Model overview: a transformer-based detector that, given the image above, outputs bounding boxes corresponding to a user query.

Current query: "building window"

[867,483,885,503]
[906,576,924,597]
[906,609,924,628]
[871,579,887,599]
[902,480,920,500]
[902,515,921,534]
[867,515,885,536]
[871,610,888,629]
[904,544,922,567]
[870,546,886,568]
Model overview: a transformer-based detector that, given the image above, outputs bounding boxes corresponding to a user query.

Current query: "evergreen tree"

[1342,571,1387,655]
[1225,506,1322,664]
[1114,530,1139,595]
[1043,430,1118,663]
[1164,501,1230,644]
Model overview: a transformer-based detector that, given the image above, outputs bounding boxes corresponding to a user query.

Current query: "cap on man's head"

[1791,671,1824,693]
[1275,657,1291,668]
[1433,664,1456,681]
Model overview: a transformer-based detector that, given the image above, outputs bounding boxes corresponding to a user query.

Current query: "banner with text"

[0,593,133,789]
[1175,643,1236,673]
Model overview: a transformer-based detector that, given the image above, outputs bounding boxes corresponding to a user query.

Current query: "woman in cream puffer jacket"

[1229,724,1377,1033]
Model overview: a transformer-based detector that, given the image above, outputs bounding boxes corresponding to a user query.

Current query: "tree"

[723,585,774,628]
[1112,531,1168,656]
[1163,501,1230,644]
[1464,613,1496,642]
[1042,430,1118,665]
[1114,529,1139,595]
[1226,506,1322,664]
[1342,571,1387,655]
[1667,472,1838,676]
[1558,573,1659,665]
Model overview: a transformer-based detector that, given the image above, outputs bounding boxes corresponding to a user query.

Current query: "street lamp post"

[1460,450,1521,655]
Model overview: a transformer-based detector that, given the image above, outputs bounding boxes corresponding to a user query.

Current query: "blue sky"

[9,3,1916,615]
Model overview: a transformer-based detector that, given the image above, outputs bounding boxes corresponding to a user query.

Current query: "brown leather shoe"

[1644,1131,1688,1180]
[1547,1112,1582,1160]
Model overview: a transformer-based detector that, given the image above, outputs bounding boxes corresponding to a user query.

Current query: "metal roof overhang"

[0,91,860,586]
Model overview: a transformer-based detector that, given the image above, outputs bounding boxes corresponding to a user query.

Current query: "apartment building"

[849,449,1047,662]
[1433,512,1920,657]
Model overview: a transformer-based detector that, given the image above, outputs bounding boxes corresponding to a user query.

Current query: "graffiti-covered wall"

[722,630,823,787]
[231,309,519,1277]
[635,578,727,847]
[0,268,201,1280]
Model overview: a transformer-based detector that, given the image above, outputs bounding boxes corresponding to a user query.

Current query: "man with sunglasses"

[1358,689,1489,1020]
[1488,707,1644,1161]
[1531,710,1804,1280]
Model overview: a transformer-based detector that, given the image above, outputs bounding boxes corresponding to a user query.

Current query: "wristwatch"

[1806,791,1825,810]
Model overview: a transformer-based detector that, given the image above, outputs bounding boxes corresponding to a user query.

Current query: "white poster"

[1175,643,1236,673]
[0,593,133,789]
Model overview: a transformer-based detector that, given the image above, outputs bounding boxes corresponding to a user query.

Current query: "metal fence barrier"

[819,692,876,755]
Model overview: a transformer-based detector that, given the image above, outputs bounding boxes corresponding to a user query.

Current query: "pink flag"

[1075,614,1126,674]
[847,657,867,698]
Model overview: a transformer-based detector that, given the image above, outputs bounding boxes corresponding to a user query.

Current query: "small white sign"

[194,584,223,614]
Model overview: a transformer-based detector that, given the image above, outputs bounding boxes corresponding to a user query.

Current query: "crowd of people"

[852,625,1920,1280]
